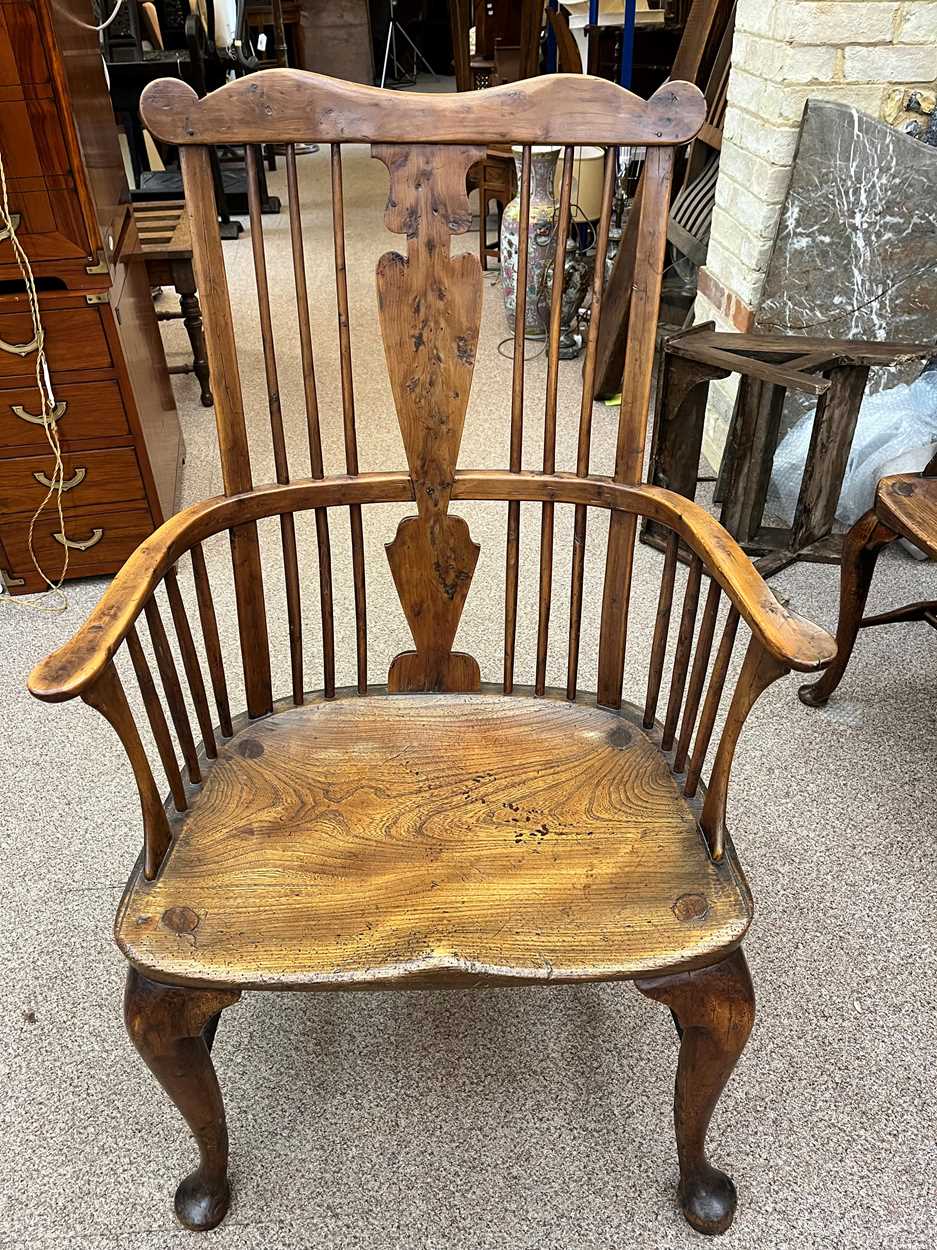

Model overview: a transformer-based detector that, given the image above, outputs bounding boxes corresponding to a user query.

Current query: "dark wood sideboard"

[0,0,181,595]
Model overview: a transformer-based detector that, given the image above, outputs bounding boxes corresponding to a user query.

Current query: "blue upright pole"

[620,0,636,88]
[546,0,558,73]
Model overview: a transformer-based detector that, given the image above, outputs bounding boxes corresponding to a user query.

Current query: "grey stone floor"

[1,141,934,1249]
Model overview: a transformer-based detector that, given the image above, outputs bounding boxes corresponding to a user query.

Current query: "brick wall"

[696,1,937,467]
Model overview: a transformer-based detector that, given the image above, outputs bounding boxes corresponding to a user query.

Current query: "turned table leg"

[799,508,896,708]
[124,968,240,1231]
[171,258,213,408]
[636,949,755,1235]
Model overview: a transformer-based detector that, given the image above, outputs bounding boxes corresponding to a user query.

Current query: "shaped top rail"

[140,70,705,148]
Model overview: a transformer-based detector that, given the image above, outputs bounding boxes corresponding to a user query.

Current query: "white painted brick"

[898,3,937,43]
[692,291,732,333]
[843,43,937,82]
[735,227,778,273]
[707,205,737,248]
[718,140,793,201]
[781,44,839,84]
[726,66,767,115]
[761,80,886,125]
[734,0,779,40]
[732,32,784,81]
[715,172,784,239]
[729,111,800,166]
[705,242,761,306]
[703,376,740,469]
[778,3,898,46]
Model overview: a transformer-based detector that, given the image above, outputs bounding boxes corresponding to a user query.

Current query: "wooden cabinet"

[0,0,181,594]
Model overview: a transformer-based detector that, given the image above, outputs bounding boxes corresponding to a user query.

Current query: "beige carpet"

[1,135,935,1249]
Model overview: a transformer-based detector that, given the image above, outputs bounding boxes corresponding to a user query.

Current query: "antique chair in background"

[799,453,937,708]
[29,71,835,1236]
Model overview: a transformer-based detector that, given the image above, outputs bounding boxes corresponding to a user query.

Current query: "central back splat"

[373,143,486,692]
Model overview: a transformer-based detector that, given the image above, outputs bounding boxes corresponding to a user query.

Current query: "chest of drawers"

[0,0,182,594]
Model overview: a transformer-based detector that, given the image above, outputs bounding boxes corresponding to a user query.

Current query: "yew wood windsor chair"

[29,71,836,1236]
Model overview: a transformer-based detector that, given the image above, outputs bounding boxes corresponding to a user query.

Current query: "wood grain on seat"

[116,693,752,991]
[876,474,937,559]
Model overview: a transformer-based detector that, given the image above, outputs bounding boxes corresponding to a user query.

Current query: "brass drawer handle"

[33,466,86,492]
[0,213,21,244]
[11,400,68,426]
[0,330,40,357]
[53,527,102,551]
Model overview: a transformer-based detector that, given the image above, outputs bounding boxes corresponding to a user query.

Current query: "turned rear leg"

[124,968,240,1231]
[636,949,755,1235]
[799,509,896,707]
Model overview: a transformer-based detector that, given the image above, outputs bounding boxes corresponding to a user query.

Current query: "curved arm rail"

[28,472,835,704]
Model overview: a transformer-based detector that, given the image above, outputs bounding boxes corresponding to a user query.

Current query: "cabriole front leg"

[124,968,240,1231]
[798,509,896,707]
[636,949,755,1235]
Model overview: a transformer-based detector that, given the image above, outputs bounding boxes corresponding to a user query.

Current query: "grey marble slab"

[755,99,937,423]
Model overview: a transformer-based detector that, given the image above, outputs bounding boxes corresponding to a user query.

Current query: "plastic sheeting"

[767,367,937,531]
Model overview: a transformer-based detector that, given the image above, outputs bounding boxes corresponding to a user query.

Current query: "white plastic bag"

[766,367,937,528]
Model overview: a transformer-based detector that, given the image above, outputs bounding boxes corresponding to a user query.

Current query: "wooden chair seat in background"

[800,467,937,707]
[117,692,751,989]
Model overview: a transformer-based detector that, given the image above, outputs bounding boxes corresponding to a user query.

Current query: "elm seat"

[115,693,752,991]
[876,473,937,559]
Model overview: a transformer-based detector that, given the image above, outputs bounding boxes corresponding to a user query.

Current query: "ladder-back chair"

[28,71,836,1236]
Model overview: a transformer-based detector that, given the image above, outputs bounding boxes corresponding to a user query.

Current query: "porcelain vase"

[500,145,561,336]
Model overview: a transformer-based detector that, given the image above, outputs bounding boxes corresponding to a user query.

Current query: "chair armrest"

[27,495,224,704]
[630,484,836,673]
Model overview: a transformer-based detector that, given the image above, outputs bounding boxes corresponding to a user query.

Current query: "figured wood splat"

[373,142,485,692]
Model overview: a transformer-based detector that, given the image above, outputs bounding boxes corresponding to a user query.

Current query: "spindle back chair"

[29,71,836,1236]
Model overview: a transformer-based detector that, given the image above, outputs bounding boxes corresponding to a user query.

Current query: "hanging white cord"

[51,0,126,33]
[0,147,70,613]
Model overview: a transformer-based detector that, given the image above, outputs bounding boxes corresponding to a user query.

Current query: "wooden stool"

[131,201,213,408]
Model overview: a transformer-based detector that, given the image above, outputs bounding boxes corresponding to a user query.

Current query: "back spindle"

[246,145,304,705]
[673,577,721,774]
[503,144,531,695]
[144,595,201,785]
[684,606,740,798]
[331,142,367,693]
[567,147,616,700]
[662,553,702,751]
[286,142,336,698]
[190,543,233,738]
[164,567,217,759]
[535,145,575,696]
[644,530,680,728]
[125,621,188,813]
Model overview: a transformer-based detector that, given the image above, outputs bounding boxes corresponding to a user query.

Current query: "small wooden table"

[130,202,213,408]
[647,324,935,575]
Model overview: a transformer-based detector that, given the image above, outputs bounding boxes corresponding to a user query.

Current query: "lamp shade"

[555,146,607,224]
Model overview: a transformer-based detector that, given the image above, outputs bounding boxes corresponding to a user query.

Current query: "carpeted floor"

[2,132,934,1250]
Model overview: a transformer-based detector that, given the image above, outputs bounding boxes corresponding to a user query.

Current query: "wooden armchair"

[28,72,835,1236]
[799,452,937,708]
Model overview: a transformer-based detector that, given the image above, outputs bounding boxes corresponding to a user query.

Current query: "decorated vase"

[500,145,561,336]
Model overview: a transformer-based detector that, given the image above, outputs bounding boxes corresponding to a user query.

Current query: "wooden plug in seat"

[117,692,752,990]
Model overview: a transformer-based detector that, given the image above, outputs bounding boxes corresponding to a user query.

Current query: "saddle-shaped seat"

[117,693,751,989]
